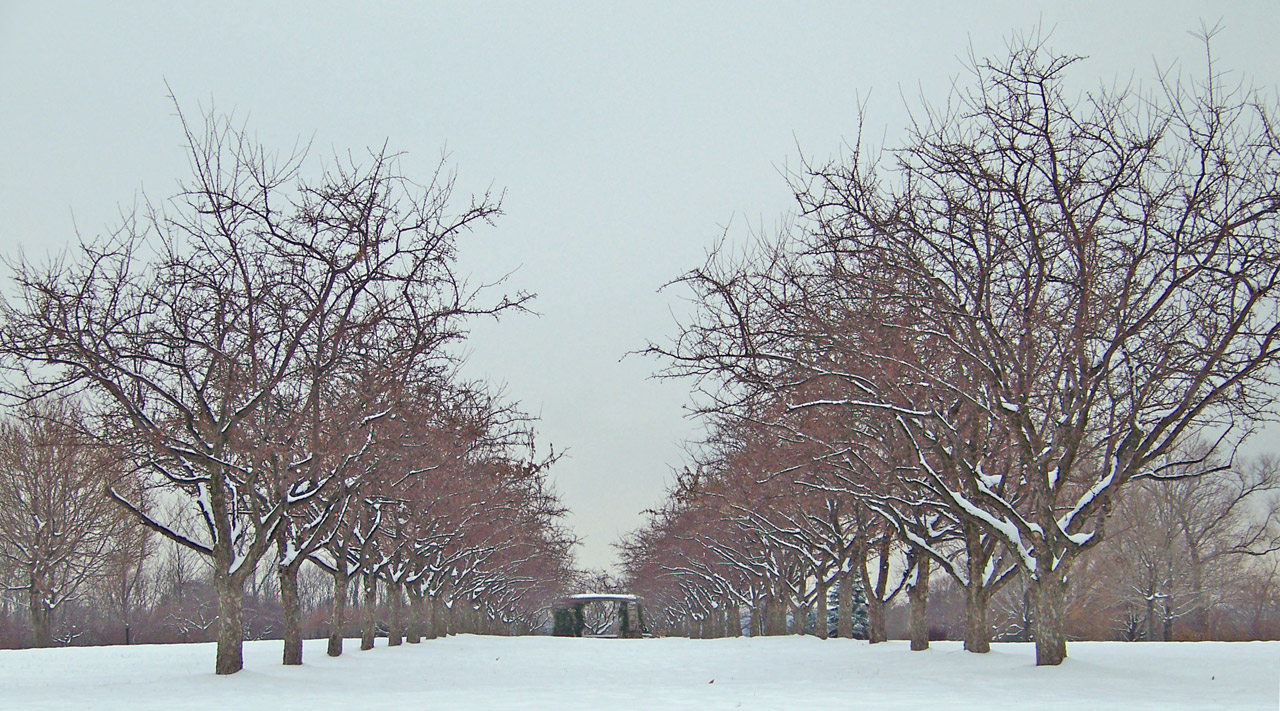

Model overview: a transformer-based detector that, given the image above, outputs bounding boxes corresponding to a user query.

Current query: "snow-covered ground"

[2,635,1277,710]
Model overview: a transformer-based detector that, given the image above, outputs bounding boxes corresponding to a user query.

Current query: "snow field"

[1,635,1276,710]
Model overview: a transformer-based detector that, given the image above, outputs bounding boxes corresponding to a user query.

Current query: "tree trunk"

[960,527,994,652]
[279,563,303,665]
[907,554,930,651]
[214,575,246,675]
[1030,568,1068,666]
[864,538,890,644]
[28,583,52,649]
[860,549,887,644]
[360,574,377,651]
[814,581,829,639]
[793,575,810,635]
[1144,584,1158,641]
[762,596,784,636]
[406,587,422,644]
[438,597,452,636]
[387,581,403,647]
[29,604,52,648]
[1188,547,1206,637]
[424,594,437,639]
[838,572,853,639]
[865,594,886,643]
[327,568,348,657]
[963,584,991,653]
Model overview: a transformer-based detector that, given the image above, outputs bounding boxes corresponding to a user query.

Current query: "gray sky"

[3,2,1278,571]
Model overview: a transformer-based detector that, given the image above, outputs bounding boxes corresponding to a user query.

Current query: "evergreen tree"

[827,575,868,639]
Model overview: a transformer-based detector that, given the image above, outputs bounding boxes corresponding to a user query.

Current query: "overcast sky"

[2,2,1278,571]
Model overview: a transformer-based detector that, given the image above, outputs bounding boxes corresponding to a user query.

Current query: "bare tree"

[1081,444,1280,640]
[0,398,129,647]
[95,495,155,645]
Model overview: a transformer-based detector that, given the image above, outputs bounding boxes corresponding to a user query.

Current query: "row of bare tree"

[634,36,1280,665]
[620,419,1280,646]
[0,104,576,673]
